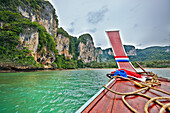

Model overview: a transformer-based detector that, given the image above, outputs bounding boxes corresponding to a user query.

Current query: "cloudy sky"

[48,0,170,49]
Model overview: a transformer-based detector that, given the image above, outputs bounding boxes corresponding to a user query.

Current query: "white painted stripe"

[115,58,129,60]
[127,75,146,82]
[75,78,115,113]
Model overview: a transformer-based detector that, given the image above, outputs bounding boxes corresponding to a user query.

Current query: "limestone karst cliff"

[17,0,58,66]
[78,34,96,63]
[0,0,102,70]
[0,0,59,68]
[19,27,39,53]
[1,0,169,70]
[0,0,58,69]
[124,45,137,56]
[55,34,72,59]
[95,47,103,62]
[55,29,101,63]
[0,0,106,69]
[17,1,58,37]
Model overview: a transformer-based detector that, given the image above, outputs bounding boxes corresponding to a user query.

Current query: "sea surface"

[0,68,169,113]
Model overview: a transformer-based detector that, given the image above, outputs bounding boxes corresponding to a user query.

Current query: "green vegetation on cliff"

[0,11,35,67]
[130,46,170,61]
[0,11,56,53]
[69,36,79,60]
[0,0,58,27]
[0,10,83,69]
[98,46,170,68]
[0,10,86,70]
[37,22,56,52]
[78,33,93,45]
[100,48,114,62]
[55,27,85,69]
[86,60,170,69]
[0,11,56,68]
[57,27,79,59]
[124,45,135,53]
[132,60,170,68]
[54,54,84,69]
[57,27,69,37]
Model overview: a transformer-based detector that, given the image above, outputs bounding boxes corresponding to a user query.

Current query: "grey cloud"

[164,34,170,41]
[68,28,74,33]
[89,28,97,33]
[68,21,76,33]
[70,21,75,26]
[129,3,141,12]
[87,6,108,24]
[137,43,142,47]
[96,43,102,46]
[133,24,138,28]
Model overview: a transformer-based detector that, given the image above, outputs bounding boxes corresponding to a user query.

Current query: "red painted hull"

[81,78,170,113]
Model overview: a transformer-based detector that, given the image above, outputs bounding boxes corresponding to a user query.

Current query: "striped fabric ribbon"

[115,56,130,62]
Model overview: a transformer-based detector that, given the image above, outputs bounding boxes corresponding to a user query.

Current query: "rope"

[159,103,170,113]
[103,85,148,95]
[104,75,170,113]
[140,83,170,95]
[144,97,170,113]
[122,93,168,113]
[122,95,138,113]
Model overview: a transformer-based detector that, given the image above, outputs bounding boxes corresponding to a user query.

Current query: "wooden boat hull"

[77,78,170,113]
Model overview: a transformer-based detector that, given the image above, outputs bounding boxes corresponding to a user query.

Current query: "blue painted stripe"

[116,59,130,62]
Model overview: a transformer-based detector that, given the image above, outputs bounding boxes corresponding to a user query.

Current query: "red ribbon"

[111,69,142,78]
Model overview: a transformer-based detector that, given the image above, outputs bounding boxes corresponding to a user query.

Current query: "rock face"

[19,26,56,67]
[95,47,103,62]
[127,49,137,56]
[99,48,114,62]
[17,2,57,37]
[103,48,114,56]
[54,33,102,63]
[165,49,170,52]
[78,41,95,63]
[164,46,170,52]
[0,22,5,28]
[78,34,96,63]
[124,45,137,56]
[55,34,72,59]
[36,48,55,67]
[15,0,58,67]
[19,28,39,53]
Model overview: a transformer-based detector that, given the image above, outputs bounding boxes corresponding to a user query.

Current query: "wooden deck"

[79,78,170,113]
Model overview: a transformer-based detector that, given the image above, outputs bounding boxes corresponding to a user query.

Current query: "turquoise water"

[0,69,169,113]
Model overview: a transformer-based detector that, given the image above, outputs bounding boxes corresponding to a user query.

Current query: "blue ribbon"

[112,70,127,78]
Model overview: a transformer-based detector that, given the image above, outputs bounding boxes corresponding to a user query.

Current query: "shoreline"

[0,67,170,73]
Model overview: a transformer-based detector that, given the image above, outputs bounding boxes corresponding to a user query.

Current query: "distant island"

[0,0,170,72]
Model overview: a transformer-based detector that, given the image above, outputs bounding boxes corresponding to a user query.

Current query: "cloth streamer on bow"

[111,69,142,78]
[112,70,127,78]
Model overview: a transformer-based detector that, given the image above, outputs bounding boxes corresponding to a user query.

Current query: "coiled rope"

[103,75,170,113]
